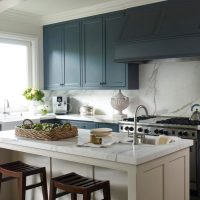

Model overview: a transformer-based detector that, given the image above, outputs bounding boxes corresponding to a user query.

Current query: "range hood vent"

[115,0,200,63]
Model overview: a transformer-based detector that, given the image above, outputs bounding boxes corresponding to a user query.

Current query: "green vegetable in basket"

[63,123,71,130]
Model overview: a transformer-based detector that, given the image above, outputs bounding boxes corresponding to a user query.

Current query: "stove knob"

[178,131,183,137]
[183,132,188,137]
[154,129,159,134]
[144,129,149,134]
[129,127,134,131]
[159,129,164,134]
[163,130,168,135]
[125,126,129,131]
[138,127,143,132]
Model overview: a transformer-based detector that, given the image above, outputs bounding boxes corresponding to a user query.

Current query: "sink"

[141,135,178,145]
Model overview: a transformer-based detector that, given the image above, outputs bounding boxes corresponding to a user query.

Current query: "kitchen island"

[0,129,193,200]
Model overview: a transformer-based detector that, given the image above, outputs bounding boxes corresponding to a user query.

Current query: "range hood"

[115,0,200,63]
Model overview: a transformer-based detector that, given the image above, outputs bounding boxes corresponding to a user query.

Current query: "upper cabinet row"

[43,12,139,90]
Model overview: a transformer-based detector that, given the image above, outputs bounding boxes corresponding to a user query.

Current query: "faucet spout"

[3,99,10,115]
[133,105,148,145]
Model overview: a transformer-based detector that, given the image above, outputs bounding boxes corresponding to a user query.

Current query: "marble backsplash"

[44,58,200,118]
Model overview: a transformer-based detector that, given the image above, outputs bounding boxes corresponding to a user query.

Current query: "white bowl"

[90,128,112,137]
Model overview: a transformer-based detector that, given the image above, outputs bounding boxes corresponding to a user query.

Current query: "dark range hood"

[115,0,200,63]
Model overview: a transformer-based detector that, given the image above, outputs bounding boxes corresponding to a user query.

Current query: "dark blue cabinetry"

[44,22,81,90]
[44,25,64,90]
[43,11,139,90]
[82,17,103,88]
[64,22,81,88]
[104,12,127,88]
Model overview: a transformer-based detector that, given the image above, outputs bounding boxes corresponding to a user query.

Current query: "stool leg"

[0,173,2,192]
[103,182,111,200]
[83,191,91,200]
[71,193,77,200]
[40,169,48,200]
[18,175,26,200]
[49,180,56,200]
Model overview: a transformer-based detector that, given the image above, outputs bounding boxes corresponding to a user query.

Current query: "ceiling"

[0,0,165,25]
[11,0,115,16]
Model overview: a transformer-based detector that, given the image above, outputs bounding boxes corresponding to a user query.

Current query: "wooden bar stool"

[49,172,111,200]
[0,161,48,200]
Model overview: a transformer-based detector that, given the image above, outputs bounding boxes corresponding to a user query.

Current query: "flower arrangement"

[23,88,44,102]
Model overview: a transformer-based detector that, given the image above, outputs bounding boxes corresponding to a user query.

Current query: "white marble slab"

[0,129,193,165]
[55,114,120,123]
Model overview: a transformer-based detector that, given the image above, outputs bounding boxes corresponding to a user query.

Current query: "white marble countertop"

[0,129,193,165]
[0,113,120,124]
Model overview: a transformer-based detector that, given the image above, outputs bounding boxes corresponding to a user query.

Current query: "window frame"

[0,31,39,88]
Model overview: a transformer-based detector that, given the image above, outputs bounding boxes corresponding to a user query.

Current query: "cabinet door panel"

[82,17,103,88]
[105,13,126,87]
[64,22,81,88]
[44,25,64,89]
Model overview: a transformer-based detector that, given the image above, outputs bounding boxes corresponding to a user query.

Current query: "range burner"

[123,115,156,122]
[156,117,200,126]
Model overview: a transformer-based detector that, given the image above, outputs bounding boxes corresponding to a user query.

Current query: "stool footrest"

[26,182,43,190]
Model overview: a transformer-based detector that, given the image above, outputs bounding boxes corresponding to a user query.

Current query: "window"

[0,33,38,112]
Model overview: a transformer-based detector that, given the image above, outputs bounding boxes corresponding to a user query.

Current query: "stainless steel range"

[119,116,200,196]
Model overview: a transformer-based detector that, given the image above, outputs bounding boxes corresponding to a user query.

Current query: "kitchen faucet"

[133,105,148,145]
[3,99,10,115]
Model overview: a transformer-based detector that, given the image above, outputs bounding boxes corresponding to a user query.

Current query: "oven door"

[190,140,197,191]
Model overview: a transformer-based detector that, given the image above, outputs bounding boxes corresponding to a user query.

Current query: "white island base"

[0,129,192,200]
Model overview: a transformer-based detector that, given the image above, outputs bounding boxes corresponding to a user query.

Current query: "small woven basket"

[15,119,78,141]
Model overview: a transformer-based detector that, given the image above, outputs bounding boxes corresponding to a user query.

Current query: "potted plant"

[23,88,46,114]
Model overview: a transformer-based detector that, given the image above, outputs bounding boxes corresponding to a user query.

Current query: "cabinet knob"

[60,83,64,86]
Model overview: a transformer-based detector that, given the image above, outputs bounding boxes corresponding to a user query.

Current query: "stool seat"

[0,161,48,200]
[50,172,111,200]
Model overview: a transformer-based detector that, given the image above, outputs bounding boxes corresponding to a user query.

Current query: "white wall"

[0,11,43,88]
[45,58,200,118]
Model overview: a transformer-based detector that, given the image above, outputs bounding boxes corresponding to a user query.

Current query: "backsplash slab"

[44,58,200,118]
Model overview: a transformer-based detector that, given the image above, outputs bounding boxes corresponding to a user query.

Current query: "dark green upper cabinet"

[104,12,127,88]
[44,25,64,90]
[64,22,81,88]
[82,17,103,88]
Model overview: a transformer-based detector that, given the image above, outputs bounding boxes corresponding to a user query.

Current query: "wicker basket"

[15,119,78,141]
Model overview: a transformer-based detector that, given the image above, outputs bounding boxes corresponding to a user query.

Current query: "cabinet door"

[104,12,127,87]
[64,22,81,88]
[82,17,103,88]
[44,25,64,90]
